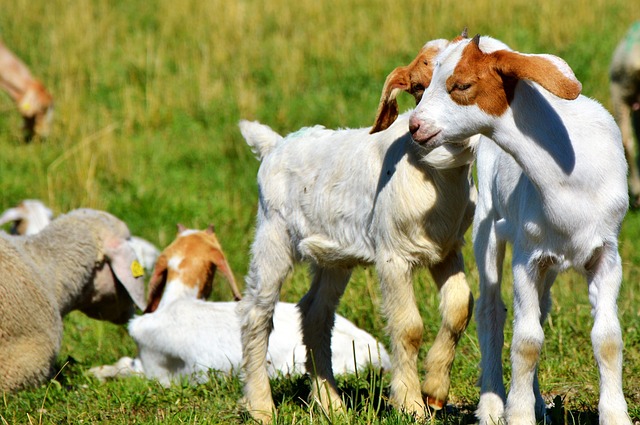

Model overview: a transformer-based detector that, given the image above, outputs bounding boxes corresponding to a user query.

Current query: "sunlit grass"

[1,0,639,423]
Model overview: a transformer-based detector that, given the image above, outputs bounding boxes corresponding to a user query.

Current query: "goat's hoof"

[426,396,445,410]
[427,396,445,410]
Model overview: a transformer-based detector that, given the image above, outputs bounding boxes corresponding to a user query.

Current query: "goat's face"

[409,35,581,149]
[370,39,449,133]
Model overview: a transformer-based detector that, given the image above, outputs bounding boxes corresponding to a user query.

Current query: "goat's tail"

[239,120,283,160]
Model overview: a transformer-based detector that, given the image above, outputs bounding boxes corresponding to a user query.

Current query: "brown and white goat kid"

[0,41,53,141]
[239,37,476,423]
[410,35,631,425]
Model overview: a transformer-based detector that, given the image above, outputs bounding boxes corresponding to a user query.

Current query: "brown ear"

[144,254,168,313]
[371,66,411,133]
[209,247,242,301]
[493,50,582,100]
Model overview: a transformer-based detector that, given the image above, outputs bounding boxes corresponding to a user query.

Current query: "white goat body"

[239,104,476,421]
[92,300,391,385]
[0,209,146,391]
[90,227,389,385]
[409,35,631,425]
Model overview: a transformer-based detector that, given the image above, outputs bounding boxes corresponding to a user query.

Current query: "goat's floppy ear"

[103,237,147,311]
[208,243,242,301]
[492,49,582,100]
[371,66,411,133]
[144,254,168,313]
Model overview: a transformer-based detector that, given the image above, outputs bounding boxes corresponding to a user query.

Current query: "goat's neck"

[487,82,576,195]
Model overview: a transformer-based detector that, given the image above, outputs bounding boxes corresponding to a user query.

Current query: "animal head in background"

[370,29,469,133]
[144,224,242,313]
[0,199,53,235]
[54,209,148,324]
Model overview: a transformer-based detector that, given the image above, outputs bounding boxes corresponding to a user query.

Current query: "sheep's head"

[144,224,241,314]
[68,210,147,324]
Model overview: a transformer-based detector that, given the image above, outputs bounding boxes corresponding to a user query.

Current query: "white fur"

[411,36,631,425]
[0,199,53,235]
[238,111,476,422]
[90,300,391,386]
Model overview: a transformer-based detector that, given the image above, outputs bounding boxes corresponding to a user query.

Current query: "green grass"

[1,0,639,423]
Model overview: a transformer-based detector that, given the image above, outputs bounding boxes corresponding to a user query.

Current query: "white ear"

[104,237,147,311]
[0,207,23,226]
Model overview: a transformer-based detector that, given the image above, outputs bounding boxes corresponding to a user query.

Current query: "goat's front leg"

[424,249,473,410]
[474,216,507,425]
[240,218,293,424]
[587,246,632,425]
[377,254,426,416]
[505,250,546,425]
[298,264,351,416]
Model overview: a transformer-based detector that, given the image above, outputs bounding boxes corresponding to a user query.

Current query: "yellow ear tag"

[131,260,145,278]
[20,100,31,114]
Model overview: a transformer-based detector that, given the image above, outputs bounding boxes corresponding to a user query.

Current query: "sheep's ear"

[209,245,242,301]
[371,66,412,133]
[104,237,147,311]
[493,50,582,100]
[0,207,23,226]
[144,254,168,313]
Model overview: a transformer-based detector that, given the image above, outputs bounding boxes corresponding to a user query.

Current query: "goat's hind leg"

[240,218,294,423]
[587,246,631,425]
[423,249,473,410]
[298,264,352,415]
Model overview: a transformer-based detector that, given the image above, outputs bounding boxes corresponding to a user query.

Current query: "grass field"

[1,0,639,423]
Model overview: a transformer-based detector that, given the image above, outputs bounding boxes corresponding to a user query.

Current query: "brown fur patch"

[447,40,581,117]
[143,228,241,313]
[371,44,444,133]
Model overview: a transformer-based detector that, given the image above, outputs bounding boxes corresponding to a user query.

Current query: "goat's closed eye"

[449,83,471,93]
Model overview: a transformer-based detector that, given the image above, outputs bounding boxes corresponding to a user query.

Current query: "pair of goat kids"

[239,32,632,425]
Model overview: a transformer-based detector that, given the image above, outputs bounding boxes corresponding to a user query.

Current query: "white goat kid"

[239,38,476,423]
[409,35,631,425]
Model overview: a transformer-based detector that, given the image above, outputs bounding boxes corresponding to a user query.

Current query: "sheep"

[238,37,477,423]
[610,21,640,207]
[0,199,53,235]
[89,226,390,385]
[0,208,147,391]
[0,199,161,276]
[0,40,54,141]
[408,34,632,425]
